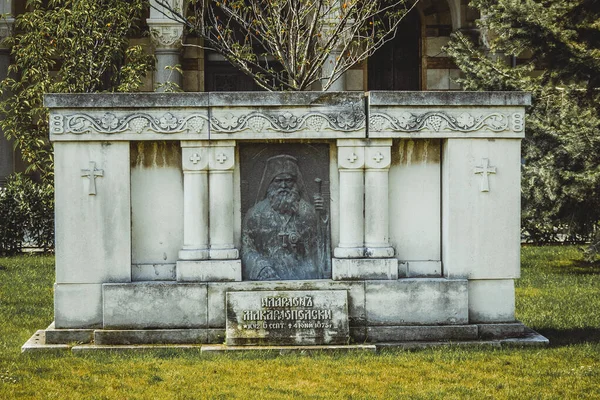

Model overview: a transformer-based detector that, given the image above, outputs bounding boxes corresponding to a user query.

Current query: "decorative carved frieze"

[369,111,517,133]
[210,110,365,134]
[51,113,208,135]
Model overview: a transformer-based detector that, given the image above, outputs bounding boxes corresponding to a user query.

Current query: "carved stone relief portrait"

[240,144,331,281]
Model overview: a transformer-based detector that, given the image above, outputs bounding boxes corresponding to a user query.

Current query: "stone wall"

[46,91,529,341]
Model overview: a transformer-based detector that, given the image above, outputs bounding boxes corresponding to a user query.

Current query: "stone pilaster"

[208,141,238,260]
[179,141,210,260]
[364,140,394,257]
[333,139,398,280]
[334,139,365,258]
[177,141,241,282]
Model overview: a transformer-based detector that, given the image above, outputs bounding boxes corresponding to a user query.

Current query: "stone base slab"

[103,282,208,329]
[477,322,525,339]
[177,259,242,282]
[367,325,478,342]
[21,330,70,353]
[45,322,94,344]
[22,328,549,354]
[365,279,469,325]
[332,258,398,280]
[95,329,224,345]
[201,344,377,354]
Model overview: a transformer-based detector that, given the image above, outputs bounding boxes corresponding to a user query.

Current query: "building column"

[208,141,238,260]
[323,50,346,91]
[334,139,365,258]
[178,142,210,261]
[333,139,398,280]
[177,141,242,282]
[0,5,14,186]
[364,140,394,257]
[147,0,184,91]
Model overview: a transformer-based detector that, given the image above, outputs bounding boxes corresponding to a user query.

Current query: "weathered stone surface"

[54,142,131,284]
[103,283,208,329]
[226,290,349,345]
[442,139,521,279]
[477,322,525,339]
[365,279,468,325]
[500,328,549,347]
[389,139,441,263]
[468,279,516,323]
[95,329,210,345]
[71,344,203,353]
[208,281,365,328]
[368,91,532,106]
[131,143,183,268]
[44,93,209,109]
[201,344,376,354]
[367,325,478,342]
[332,258,398,280]
[132,264,176,281]
[376,341,503,350]
[403,261,442,278]
[45,323,94,344]
[21,331,69,354]
[177,260,242,282]
[54,284,103,329]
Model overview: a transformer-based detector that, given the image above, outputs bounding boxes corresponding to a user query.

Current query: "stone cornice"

[45,92,528,141]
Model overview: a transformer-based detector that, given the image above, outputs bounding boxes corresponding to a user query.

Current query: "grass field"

[1,246,599,399]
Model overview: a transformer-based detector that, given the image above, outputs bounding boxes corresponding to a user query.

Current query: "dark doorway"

[368,9,421,90]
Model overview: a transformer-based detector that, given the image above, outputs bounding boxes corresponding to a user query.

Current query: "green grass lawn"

[1,246,599,399]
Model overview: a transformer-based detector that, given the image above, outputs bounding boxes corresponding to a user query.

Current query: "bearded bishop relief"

[242,155,331,280]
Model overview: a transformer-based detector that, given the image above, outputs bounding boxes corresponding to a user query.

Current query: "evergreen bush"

[0,174,54,254]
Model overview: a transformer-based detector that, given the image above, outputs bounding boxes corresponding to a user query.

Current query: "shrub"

[0,174,54,255]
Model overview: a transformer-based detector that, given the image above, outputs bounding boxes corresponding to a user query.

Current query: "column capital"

[182,147,209,171]
[209,145,235,171]
[365,146,391,170]
[338,146,365,170]
[147,20,184,49]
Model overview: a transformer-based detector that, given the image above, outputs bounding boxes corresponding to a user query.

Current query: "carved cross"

[373,152,384,163]
[81,161,103,196]
[347,153,358,163]
[189,153,201,164]
[474,158,497,192]
[216,153,227,164]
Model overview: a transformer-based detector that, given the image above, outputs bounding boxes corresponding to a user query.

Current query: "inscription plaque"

[226,290,349,345]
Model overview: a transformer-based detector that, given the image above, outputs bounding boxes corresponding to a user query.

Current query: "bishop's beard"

[267,186,300,215]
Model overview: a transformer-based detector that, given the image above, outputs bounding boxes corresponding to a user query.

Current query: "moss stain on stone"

[131,142,181,169]
[395,139,441,166]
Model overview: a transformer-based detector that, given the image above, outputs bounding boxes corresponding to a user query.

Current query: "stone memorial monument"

[23,91,548,352]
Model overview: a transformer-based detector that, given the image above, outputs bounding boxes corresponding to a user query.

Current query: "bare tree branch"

[152,0,418,91]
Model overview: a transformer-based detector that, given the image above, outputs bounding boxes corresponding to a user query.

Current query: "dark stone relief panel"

[240,143,331,281]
